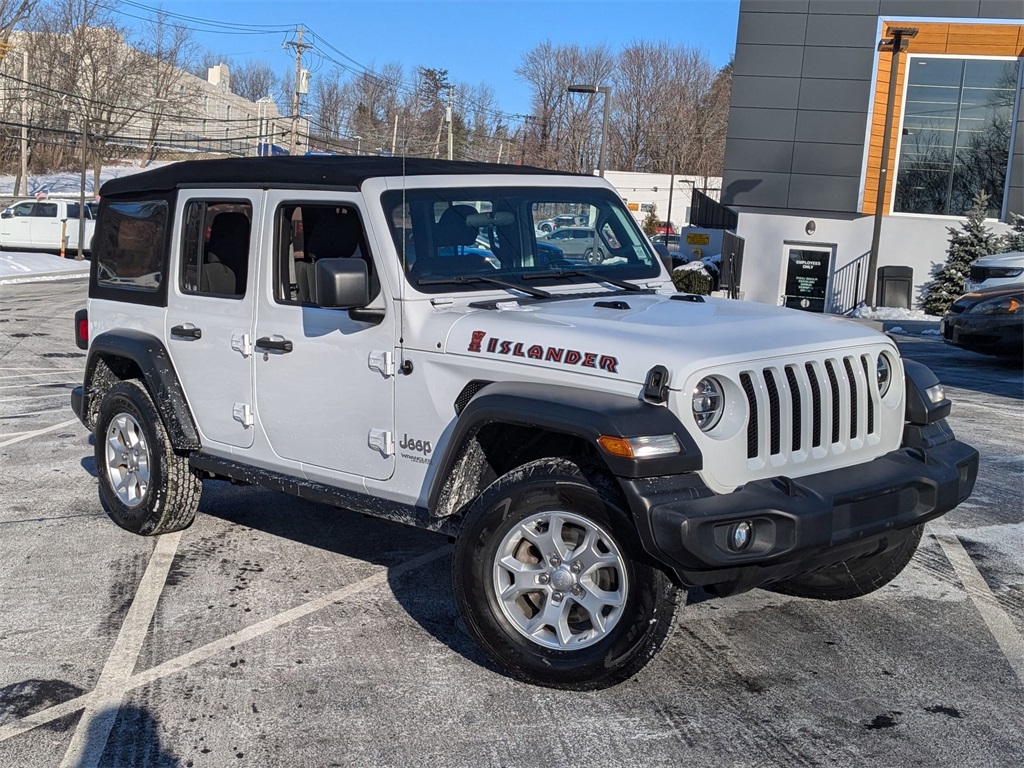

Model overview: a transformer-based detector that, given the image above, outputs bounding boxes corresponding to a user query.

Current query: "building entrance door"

[782,244,834,313]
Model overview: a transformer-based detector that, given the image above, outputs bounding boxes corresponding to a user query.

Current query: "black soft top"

[99,156,578,198]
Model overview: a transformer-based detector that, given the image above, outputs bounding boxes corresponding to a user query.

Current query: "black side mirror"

[652,243,672,273]
[1,210,13,219]
[315,258,370,309]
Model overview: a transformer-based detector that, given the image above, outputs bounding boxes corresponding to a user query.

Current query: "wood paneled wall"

[861,21,1024,215]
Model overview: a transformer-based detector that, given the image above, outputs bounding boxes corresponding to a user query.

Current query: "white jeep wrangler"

[72,157,979,689]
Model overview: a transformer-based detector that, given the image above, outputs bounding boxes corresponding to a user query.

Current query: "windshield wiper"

[521,269,644,292]
[416,274,551,299]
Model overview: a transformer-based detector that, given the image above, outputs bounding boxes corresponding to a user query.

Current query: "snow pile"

[849,305,933,321]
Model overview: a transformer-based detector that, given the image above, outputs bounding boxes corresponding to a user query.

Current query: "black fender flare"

[84,330,200,450]
[427,381,702,513]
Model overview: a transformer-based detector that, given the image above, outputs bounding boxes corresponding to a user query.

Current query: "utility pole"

[285,26,311,156]
[390,113,398,155]
[77,118,86,260]
[446,86,454,161]
[20,49,28,196]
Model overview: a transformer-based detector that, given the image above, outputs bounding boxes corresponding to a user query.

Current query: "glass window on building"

[894,57,1019,217]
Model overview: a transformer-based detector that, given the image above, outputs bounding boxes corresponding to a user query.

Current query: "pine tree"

[641,206,659,237]
[1003,212,1024,253]
[920,191,1001,315]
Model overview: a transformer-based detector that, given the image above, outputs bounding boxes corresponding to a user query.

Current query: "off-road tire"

[771,524,924,601]
[95,379,202,536]
[453,457,681,690]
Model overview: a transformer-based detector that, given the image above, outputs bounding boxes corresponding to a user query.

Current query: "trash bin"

[876,266,913,309]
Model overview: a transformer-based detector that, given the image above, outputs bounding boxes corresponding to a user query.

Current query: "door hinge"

[231,332,252,357]
[368,350,394,378]
[232,402,253,428]
[368,429,394,457]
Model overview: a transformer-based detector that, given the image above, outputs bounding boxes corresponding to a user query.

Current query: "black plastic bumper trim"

[620,435,978,595]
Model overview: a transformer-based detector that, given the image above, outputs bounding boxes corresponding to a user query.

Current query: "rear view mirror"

[465,211,514,228]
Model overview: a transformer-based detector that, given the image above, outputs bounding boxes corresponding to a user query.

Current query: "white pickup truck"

[0,198,97,254]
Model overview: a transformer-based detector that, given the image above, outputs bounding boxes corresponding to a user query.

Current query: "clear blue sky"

[120,0,741,118]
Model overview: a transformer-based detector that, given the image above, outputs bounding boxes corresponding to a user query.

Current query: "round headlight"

[692,377,724,432]
[876,354,892,397]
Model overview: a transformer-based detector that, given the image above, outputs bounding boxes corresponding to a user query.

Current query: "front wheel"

[452,457,680,690]
[771,524,924,601]
[94,379,202,536]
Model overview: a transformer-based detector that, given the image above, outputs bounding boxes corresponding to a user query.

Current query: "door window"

[273,203,377,305]
[12,202,34,217]
[180,200,252,298]
[32,203,58,218]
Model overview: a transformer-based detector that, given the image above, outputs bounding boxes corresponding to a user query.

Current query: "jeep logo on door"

[466,330,619,374]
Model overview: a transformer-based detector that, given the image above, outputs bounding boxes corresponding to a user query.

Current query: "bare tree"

[0,0,35,40]
[137,9,201,164]
[232,59,278,102]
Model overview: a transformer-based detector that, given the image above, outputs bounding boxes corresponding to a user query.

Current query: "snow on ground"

[849,305,934,321]
[0,250,89,284]
[1,161,175,198]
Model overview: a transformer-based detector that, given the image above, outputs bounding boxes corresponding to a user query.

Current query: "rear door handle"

[255,336,293,353]
[170,324,202,340]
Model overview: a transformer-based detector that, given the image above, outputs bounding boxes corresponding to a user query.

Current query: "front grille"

[741,353,881,462]
[969,265,986,283]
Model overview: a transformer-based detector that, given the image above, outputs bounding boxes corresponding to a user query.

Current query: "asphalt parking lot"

[1,279,1022,768]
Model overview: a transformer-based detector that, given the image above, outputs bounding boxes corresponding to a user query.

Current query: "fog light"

[730,521,753,551]
[926,383,945,404]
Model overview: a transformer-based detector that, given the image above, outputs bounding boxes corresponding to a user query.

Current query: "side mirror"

[315,258,370,309]
[652,243,672,273]
[1,210,13,219]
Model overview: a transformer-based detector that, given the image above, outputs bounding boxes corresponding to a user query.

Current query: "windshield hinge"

[430,297,454,307]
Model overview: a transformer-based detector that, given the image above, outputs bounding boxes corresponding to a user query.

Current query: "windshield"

[381,186,661,294]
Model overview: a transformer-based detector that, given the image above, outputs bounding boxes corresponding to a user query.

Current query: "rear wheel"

[95,379,202,536]
[771,524,924,601]
[453,457,680,690]
[584,247,605,265]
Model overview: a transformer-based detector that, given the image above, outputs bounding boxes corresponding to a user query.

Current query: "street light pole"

[866,26,918,309]
[567,84,612,177]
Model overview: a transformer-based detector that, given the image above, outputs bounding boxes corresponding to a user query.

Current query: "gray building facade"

[722,0,1024,311]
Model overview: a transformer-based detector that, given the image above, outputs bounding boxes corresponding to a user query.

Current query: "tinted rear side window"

[95,201,169,293]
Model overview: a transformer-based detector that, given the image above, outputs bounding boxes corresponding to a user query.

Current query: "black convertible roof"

[100,156,578,197]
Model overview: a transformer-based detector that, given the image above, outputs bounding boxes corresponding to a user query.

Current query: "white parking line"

[0,417,80,448]
[931,518,1024,687]
[0,544,451,743]
[60,532,183,768]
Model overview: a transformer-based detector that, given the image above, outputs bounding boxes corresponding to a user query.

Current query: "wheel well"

[83,354,144,428]
[434,423,603,521]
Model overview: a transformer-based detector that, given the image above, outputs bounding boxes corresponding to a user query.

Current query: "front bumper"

[941,314,1023,357]
[620,422,978,595]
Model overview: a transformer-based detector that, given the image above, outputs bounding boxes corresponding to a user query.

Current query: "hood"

[975,251,1024,267]
[440,293,890,386]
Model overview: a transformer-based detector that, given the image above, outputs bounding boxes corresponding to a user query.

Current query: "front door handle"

[255,336,293,353]
[170,324,202,340]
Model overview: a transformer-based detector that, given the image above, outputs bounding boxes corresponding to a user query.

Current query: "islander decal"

[467,330,619,374]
